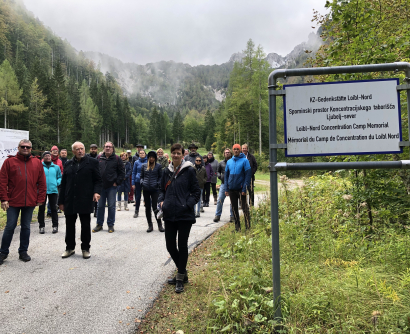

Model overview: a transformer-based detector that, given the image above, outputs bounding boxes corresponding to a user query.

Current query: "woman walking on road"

[202,156,213,207]
[194,156,207,218]
[159,143,200,293]
[117,152,132,211]
[132,150,147,218]
[141,151,164,232]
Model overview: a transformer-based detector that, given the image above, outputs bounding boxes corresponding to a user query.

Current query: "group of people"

[0,139,257,293]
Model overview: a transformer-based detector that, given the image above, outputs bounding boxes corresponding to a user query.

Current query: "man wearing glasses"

[0,139,47,265]
[93,142,125,233]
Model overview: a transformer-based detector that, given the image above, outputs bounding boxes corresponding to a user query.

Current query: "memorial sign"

[284,79,401,156]
[0,128,29,168]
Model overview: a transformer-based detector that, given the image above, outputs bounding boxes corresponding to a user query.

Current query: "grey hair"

[71,141,85,151]
[18,139,32,147]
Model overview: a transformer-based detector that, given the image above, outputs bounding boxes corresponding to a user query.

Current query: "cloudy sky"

[23,0,328,66]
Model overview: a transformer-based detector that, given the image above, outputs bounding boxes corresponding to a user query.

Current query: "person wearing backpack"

[140,151,164,232]
[159,143,201,293]
[92,142,125,233]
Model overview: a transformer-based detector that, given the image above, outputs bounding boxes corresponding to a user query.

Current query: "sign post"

[268,62,410,322]
[0,128,29,169]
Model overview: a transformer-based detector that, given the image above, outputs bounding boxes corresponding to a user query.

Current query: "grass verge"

[138,174,410,333]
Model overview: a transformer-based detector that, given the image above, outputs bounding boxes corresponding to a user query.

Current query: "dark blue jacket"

[117,161,132,193]
[97,153,125,189]
[158,161,201,222]
[132,156,147,185]
[225,153,252,193]
[141,162,162,192]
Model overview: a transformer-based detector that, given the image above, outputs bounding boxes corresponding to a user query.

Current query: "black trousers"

[65,214,91,251]
[249,177,255,207]
[230,190,250,230]
[203,182,211,204]
[211,183,217,199]
[38,193,58,227]
[165,220,193,274]
[143,190,160,225]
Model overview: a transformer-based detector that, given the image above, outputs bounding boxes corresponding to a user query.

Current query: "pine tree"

[172,111,184,143]
[149,107,159,147]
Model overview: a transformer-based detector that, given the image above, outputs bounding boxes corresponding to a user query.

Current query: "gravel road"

[0,197,236,334]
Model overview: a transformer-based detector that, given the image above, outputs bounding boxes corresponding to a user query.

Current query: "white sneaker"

[62,249,75,258]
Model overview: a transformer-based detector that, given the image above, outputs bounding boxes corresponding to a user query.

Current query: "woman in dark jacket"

[140,151,164,232]
[117,152,132,211]
[202,156,214,207]
[207,152,219,205]
[158,143,200,293]
[194,157,207,218]
[132,150,147,218]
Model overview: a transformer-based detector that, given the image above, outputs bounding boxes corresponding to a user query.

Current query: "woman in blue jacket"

[38,151,62,234]
[132,150,147,218]
[117,152,132,211]
[140,151,164,232]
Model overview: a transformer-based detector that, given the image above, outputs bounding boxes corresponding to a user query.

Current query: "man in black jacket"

[131,144,144,166]
[93,142,125,233]
[184,143,203,165]
[87,144,99,159]
[242,144,258,207]
[58,142,102,259]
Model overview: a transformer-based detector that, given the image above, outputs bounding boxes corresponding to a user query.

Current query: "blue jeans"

[196,189,203,214]
[0,206,35,255]
[134,183,142,213]
[215,183,233,217]
[97,186,117,226]
[117,191,129,202]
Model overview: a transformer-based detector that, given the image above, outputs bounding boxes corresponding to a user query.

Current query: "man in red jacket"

[0,139,46,265]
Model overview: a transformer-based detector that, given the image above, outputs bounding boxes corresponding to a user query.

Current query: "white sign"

[284,79,401,157]
[0,128,29,168]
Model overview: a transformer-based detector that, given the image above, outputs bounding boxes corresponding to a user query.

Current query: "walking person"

[117,152,132,211]
[184,143,203,165]
[194,156,207,218]
[157,148,169,169]
[213,148,234,222]
[132,150,147,218]
[225,144,252,231]
[0,139,46,265]
[242,144,258,207]
[202,156,213,207]
[207,152,219,205]
[58,142,102,259]
[38,151,62,234]
[159,143,201,293]
[141,151,164,232]
[93,142,125,233]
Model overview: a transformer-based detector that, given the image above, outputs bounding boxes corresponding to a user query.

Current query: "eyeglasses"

[195,160,201,162]
[104,146,113,148]
[20,146,32,149]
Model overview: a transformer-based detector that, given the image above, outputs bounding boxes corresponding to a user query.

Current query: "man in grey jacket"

[213,148,233,222]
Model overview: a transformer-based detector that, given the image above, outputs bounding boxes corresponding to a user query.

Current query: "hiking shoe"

[195,213,200,218]
[133,212,138,218]
[0,253,8,265]
[213,216,220,222]
[19,251,31,262]
[62,249,75,258]
[200,207,204,213]
[92,225,103,232]
[108,226,115,233]
[214,199,217,205]
[82,250,91,259]
[39,227,45,234]
[52,226,58,234]
[230,216,235,223]
[175,273,186,293]
[168,271,188,285]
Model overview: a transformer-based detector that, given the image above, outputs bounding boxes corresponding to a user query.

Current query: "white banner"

[284,79,401,156]
[0,128,29,168]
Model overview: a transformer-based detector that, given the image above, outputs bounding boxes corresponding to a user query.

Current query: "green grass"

[139,174,410,333]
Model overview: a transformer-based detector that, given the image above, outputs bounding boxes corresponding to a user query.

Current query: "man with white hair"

[0,139,46,265]
[58,142,102,259]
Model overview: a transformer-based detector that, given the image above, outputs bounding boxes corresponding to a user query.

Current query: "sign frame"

[283,78,403,157]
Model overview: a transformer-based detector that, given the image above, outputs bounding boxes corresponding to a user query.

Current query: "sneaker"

[213,216,220,222]
[200,207,204,213]
[94,212,97,218]
[82,250,91,259]
[195,213,200,218]
[57,209,62,213]
[168,271,188,285]
[0,253,8,265]
[19,251,31,262]
[108,226,115,233]
[62,249,75,258]
[133,212,139,218]
[92,225,103,232]
[214,199,217,205]
[52,226,58,234]
[39,227,45,234]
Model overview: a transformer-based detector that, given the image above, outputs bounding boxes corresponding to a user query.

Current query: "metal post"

[406,68,410,159]
[269,78,282,321]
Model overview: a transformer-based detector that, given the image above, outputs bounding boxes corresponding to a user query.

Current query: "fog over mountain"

[84,30,323,106]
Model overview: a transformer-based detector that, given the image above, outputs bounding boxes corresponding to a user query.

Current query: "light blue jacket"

[43,162,62,194]
[225,153,251,193]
